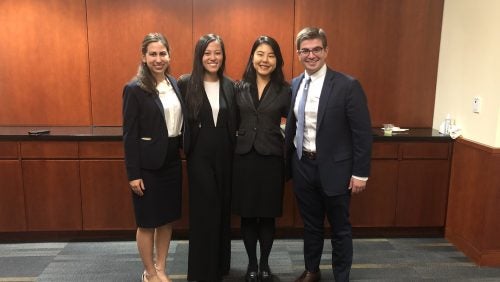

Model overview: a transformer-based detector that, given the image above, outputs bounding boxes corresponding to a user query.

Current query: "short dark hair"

[296,27,327,50]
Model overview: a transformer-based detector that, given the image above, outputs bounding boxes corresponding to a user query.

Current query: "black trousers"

[292,153,352,282]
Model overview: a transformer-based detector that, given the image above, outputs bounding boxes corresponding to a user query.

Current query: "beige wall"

[497,111,500,144]
[434,0,500,147]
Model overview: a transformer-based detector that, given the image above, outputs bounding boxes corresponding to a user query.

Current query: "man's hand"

[348,177,367,194]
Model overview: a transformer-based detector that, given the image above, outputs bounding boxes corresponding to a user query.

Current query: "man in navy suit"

[285,27,372,282]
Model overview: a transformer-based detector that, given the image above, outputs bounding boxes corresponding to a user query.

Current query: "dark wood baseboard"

[0,227,444,243]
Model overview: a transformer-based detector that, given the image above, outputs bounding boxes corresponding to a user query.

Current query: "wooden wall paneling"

[86,0,194,126]
[446,139,500,266]
[22,160,82,230]
[193,0,295,81]
[80,160,135,230]
[0,0,91,125]
[350,142,399,226]
[20,141,78,159]
[0,141,19,159]
[1,0,445,129]
[351,160,398,227]
[481,154,500,265]
[401,142,450,159]
[293,0,444,127]
[396,160,450,226]
[446,141,487,249]
[371,142,399,159]
[79,141,124,159]
[0,160,26,231]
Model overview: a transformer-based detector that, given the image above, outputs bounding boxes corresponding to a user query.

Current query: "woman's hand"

[129,179,145,196]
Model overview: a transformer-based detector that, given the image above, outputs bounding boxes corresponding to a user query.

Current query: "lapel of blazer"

[168,74,187,128]
[221,77,232,105]
[152,91,166,123]
[291,74,305,110]
[317,68,335,130]
[285,74,304,139]
[258,82,280,111]
[168,75,181,102]
[240,83,256,111]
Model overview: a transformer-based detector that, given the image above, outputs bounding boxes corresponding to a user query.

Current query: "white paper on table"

[380,127,409,132]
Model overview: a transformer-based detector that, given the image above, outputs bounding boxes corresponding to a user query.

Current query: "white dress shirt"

[157,80,183,137]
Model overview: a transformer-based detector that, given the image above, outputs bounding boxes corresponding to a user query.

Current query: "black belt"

[302,150,316,160]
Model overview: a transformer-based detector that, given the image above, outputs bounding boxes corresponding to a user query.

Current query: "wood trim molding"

[455,137,500,154]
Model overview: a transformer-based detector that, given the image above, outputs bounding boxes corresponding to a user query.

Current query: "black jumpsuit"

[187,91,232,281]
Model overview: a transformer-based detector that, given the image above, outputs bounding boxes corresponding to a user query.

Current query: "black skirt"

[232,149,284,217]
[132,137,182,228]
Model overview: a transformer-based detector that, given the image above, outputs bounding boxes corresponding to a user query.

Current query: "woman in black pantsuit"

[123,33,186,282]
[178,34,236,282]
[232,36,291,282]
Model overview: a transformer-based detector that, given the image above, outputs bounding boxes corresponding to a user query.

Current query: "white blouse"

[204,80,220,125]
[157,79,183,137]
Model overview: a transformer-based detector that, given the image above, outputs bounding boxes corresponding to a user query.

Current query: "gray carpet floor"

[1,238,500,281]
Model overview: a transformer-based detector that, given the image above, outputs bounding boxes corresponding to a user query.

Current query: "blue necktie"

[296,78,311,159]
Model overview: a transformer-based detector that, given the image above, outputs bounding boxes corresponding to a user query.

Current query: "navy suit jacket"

[122,75,186,181]
[284,67,372,196]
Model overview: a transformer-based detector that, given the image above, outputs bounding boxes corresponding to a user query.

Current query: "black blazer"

[122,75,186,181]
[235,81,291,157]
[285,68,372,196]
[177,74,237,156]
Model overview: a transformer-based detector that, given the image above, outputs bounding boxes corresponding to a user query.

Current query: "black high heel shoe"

[259,265,273,282]
[245,268,259,282]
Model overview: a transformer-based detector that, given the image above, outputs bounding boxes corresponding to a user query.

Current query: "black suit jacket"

[177,74,237,156]
[234,81,291,157]
[285,68,372,196]
[122,75,186,181]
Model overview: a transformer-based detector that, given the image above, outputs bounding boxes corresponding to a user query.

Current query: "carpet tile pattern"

[0,238,499,281]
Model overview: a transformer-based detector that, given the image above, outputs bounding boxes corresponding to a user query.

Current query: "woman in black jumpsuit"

[178,34,236,282]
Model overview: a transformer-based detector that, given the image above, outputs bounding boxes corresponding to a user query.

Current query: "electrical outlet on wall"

[472,97,481,113]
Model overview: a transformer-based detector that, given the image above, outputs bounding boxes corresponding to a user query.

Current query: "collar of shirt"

[304,63,327,84]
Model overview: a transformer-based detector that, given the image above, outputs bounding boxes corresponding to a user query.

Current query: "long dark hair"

[185,34,226,119]
[135,32,171,94]
[242,36,286,90]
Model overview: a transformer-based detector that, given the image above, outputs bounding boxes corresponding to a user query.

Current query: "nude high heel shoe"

[154,264,171,282]
[142,270,162,282]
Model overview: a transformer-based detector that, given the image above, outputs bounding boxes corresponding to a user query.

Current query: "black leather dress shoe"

[245,270,259,282]
[294,270,321,282]
[259,269,272,282]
